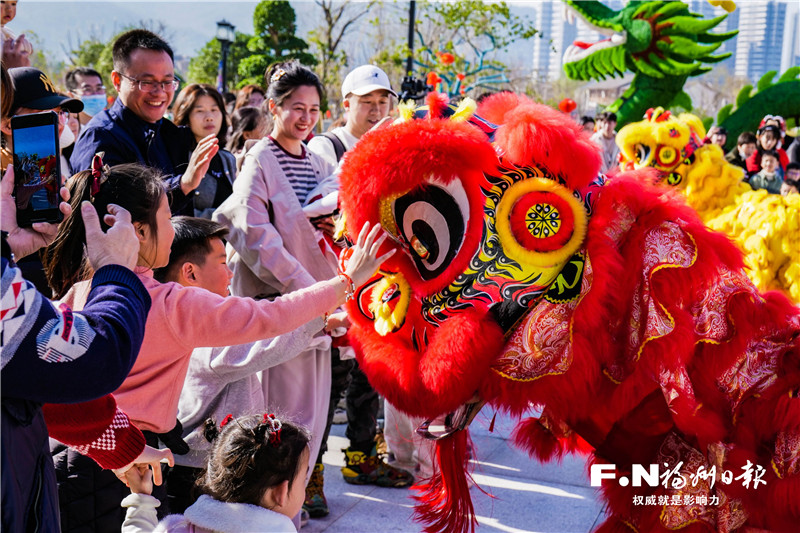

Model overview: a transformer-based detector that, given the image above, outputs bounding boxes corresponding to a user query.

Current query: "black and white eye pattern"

[393,178,470,281]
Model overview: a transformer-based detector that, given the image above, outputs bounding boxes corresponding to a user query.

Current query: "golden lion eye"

[656,146,677,166]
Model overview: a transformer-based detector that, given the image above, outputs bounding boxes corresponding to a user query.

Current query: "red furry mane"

[494,102,601,189]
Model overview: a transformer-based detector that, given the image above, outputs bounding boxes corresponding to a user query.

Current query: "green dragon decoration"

[562,0,736,127]
[715,67,800,151]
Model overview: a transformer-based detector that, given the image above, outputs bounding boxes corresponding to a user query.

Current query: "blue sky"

[12,1,273,62]
[14,123,58,159]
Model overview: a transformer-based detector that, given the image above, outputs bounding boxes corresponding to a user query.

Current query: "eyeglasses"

[75,85,106,95]
[55,109,71,123]
[119,73,179,93]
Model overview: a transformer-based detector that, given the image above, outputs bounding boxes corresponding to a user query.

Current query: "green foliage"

[717,103,733,125]
[237,0,316,87]
[735,85,752,108]
[370,0,538,88]
[308,0,377,117]
[187,32,254,88]
[186,1,316,90]
[756,70,776,92]
[717,67,800,151]
[671,90,692,112]
[420,0,538,51]
[69,39,106,70]
[778,66,800,82]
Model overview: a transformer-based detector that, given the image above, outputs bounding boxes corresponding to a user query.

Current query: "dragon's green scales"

[561,0,800,141]
[562,0,734,127]
[714,67,800,150]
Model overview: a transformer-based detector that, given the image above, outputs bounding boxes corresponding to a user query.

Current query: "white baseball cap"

[341,65,397,99]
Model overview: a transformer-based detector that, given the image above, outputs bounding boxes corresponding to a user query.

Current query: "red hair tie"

[90,152,110,199]
[263,413,282,446]
[220,414,234,428]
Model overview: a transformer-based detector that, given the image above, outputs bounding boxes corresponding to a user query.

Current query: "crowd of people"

[0,23,435,533]
[584,110,800,195]
[2,8,799,533]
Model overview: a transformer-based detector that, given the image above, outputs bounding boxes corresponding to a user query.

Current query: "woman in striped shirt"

[213,61,343,518]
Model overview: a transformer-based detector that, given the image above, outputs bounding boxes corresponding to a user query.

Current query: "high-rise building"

[529,0,797,85]
[735,1,788,81]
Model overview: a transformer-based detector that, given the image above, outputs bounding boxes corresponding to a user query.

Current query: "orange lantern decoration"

[558,98,577,113]
[437,52,455,65]
[427,72,442,86]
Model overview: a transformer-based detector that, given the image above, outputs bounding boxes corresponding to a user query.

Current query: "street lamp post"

[216,20,236,93]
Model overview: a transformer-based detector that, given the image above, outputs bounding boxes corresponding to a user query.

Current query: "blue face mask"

[81,94,107,117]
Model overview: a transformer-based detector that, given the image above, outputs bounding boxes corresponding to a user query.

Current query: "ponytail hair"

[199,413,310,506]
[43,163,166,299]
[264,60,324,108]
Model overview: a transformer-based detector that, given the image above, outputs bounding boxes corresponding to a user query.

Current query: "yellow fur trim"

[369,272,411,336]
[709,0,736,13]
[333,211,347,241]
[396,101,417,123]
[378,191,404,238]
[451,98,477,122]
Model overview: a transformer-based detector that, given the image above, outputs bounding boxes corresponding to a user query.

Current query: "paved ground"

[304,409,606,533]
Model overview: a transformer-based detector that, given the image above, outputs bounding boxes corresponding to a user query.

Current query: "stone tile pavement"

[304,409,605,533]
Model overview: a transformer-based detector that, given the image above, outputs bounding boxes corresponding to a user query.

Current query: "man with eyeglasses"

[64,67,107,134]
[70,29,218,215]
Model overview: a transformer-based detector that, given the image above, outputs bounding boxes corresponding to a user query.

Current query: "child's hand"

[124,465,154,495]
[324,311,350,332]
[112,445,174,488]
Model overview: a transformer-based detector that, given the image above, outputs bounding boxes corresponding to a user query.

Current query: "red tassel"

[488,412,496,433]
[413,430,476,533]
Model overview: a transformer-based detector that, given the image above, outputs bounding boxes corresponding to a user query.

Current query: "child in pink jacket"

[42,161,392,529]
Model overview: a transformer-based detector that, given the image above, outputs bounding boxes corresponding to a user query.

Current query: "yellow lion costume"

[617,107,800,301]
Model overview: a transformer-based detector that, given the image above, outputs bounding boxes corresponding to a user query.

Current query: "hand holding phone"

[1,166,71,259]
[11,110,63,227]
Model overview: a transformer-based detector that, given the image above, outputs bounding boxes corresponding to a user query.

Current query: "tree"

[65,39,105,70]
[237,0,317,88]
[368,0,539,100]
[58,21,175,96]
[308,0,376,117]
[186,32,254,88]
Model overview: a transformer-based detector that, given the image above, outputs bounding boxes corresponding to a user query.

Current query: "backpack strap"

[319,132,347,163]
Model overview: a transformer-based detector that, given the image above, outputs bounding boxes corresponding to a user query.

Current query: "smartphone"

[11,111,63,227]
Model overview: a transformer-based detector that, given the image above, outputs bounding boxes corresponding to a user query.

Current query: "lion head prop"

[338,94,800,533]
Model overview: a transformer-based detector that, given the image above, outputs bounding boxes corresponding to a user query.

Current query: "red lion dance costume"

[338,93,800,533]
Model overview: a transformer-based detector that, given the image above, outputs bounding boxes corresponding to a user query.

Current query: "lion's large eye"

[635,143,651,165]
[393,178,469,280]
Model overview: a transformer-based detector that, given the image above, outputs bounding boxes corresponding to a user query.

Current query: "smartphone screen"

[12,112,62,226]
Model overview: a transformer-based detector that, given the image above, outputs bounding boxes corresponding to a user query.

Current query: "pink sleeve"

[160,277,342,349]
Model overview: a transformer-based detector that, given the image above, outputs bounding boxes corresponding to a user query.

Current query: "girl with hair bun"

[122,414,310,532]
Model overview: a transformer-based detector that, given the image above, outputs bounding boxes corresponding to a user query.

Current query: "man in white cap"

[304,65,412,522]
[307,64,396,167]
